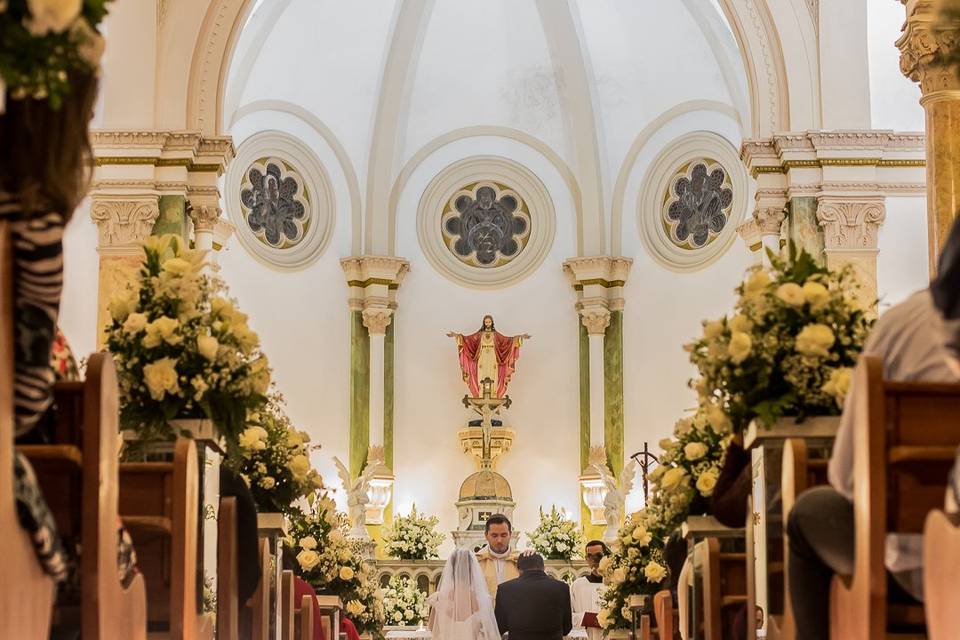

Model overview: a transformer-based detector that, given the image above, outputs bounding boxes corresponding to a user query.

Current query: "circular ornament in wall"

[417,156,555,288]
[227,131,334,270]
[637,131,747,272]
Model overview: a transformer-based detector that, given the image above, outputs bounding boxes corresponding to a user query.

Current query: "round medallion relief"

[417,156,555,289]
[637,131,747,272]
[226,131,334,271]
[441,182,531,268]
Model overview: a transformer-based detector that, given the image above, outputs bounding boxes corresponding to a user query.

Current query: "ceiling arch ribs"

[364,0,436,256]
[763,0,820,130]
[535,0,607,257]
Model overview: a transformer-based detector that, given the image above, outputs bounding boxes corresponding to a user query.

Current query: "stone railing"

[374,559,592,594]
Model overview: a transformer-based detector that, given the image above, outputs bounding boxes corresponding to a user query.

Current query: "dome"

[459,469,513,501]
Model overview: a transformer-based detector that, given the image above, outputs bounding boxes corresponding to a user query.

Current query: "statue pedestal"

[457,425,515,469]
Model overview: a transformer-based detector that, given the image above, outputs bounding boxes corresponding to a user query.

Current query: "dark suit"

[495,570,573,640]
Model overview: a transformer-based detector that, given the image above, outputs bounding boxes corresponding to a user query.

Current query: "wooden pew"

[242,536,272,640]
[295,593,316,640]
[118,437,199,639]
[0,221,57,638]
[829,356,960,640]
[700,537,747,640]
[218,496,239,640]
[652,590,675,640]
[781,437,830,640]
[18,353,149,639]
[280,569,296,640]
[923,509,960,640]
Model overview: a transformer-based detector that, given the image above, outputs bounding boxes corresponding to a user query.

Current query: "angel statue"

[333,457,376,540]
[590,458,638,544]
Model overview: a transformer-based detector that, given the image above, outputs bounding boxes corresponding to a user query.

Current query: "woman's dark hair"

[0,71,98,218]
[479,314,495,332]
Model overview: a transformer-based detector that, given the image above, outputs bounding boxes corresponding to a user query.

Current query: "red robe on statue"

[457,329,523,398]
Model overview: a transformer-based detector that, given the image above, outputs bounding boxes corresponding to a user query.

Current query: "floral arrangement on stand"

[526,505,584,561]
[231,392,324,514]
[597,500,675,631]
[381,504,444,561]
[687,245,873,431]
[287,494,385,638]
[104,235,272,456]
[0,0,111,108]
[381,575,429,628]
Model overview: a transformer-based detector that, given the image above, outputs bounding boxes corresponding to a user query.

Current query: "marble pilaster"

[897,0,960,273]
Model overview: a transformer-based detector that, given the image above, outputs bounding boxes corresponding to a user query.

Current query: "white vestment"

[570,576,605,640]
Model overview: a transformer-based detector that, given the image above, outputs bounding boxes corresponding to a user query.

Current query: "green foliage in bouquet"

[286,494,385,638]
[0,0,111,108]
[230,392,324,514]
[598,498,677,631]
[687,245,873,431]
[526,505,584,560]
[104,235,272,456]
[382,575,429,627]
[382,504,444,561]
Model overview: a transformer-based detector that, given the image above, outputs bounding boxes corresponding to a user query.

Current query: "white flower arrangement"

[105,235,272,455]
[382,575,429,627]
[526,505,584,561]
[232,392,324,514]
[287,494,386,637]
[382,505,445,561]
[687,245,873,431]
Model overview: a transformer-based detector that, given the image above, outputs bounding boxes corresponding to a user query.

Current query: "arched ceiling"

[222,0,753,255]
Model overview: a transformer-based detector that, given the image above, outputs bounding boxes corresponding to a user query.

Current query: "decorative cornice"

[92,130,233,175]
[90,197,159,248]
[816,197,886,251]
[340,256,411,287]
[562,256,633,286]
[896,0,960,93]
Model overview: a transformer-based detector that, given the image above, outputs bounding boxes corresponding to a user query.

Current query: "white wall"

[877,196,930,312]
[868,1,924,131]
[60,200,100,359]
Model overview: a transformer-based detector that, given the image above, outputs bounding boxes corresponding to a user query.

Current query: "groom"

[495,553,573,640]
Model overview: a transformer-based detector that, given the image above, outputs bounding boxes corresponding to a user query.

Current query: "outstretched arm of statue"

[446,331,464,345]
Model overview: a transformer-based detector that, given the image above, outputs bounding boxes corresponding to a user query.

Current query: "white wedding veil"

[430,548,501,640]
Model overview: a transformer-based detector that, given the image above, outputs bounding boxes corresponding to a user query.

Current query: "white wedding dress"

[429,549,501,640]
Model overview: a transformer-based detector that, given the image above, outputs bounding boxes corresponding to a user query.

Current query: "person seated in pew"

[219,466,262,606]
[787,217,960,640]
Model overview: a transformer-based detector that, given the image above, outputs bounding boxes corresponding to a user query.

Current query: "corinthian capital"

[816,197,886,251]
[896,0,960,93]
[187,202,222,232]
[361,306,394,335]
[753,207,786,235]
[580,308,611,336]
[90,196,159,248]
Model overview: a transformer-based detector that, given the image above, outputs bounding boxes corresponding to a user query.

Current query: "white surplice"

[570,576,605,640]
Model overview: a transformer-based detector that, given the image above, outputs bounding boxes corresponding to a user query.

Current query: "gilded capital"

[90,197,159,248]
[816,197,886,251]
[187,202,222,233]
[896,0,960,93]
[753,207,786,235]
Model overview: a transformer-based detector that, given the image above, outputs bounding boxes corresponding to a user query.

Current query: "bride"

[428,549,501,640]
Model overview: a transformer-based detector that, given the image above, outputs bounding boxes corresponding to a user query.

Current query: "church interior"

[3,0,960,639]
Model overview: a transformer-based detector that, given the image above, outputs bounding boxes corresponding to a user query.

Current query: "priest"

[570,540,609,640]
[475,514,520,597]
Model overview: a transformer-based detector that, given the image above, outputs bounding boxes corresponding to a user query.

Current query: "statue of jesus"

[447,315,530,398]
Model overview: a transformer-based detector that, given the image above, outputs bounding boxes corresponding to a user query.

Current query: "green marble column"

[153,195,188,238]
[382,321,395,527]
[579,322,590,472]
[349,310,370,477]
[604,310,624,478]
[786,197,825,265]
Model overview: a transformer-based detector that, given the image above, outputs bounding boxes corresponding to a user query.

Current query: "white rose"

[696,469,719,496]
[238,426,268,451]
[289,455,310,479]
[822,367,853,407]
[144,316,181,348]
[744,269,771,296]
[684,442,708,461]
[339,566,355,581]
[143,357,180,401]
[108,290,137,322]
[632,525,652,546]
[775,283,806,307]
[658,437,677,452]
[795,323,836,357]
[299,536,318,551]
[727,331,753,364]
[259,476,275,489]
[660,467,687,491]
[296,549,320,571]
[644,561,667,583]
[25,0,82,36]
[197,335,219,361]
[612,567,627,585]
[598,610,611,629]
[122,312,148,335]
[729,314,753,334]
[802,281,830,310]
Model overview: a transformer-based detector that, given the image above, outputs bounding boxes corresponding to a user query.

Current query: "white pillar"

[361,307,392,452]
[754,207,785,267]
[580,309,610,447]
